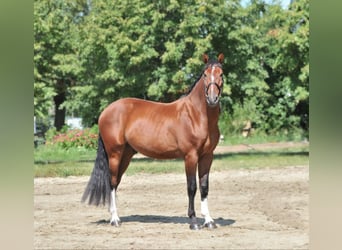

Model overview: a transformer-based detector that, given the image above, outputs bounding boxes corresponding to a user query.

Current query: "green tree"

[261,0,309,134]
[63,0,241,126]
[34,0,309,137]
[34,0,87,130]
[222,0,309,136]
[218,0,272,131]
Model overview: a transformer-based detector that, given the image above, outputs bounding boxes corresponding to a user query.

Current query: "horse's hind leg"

[107,150,123,227]
[108,144,136,227]
[117,144,136,185]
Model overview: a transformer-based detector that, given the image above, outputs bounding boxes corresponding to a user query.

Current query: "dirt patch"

[34,165,308,249]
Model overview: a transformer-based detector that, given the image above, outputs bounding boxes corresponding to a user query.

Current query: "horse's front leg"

[185,151,201,230]
[198,153,217,229]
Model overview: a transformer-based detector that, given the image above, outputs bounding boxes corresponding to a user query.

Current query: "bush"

[218,99,307,142]
[46,125,99,150]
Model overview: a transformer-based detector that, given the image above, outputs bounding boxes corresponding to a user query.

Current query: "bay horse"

[82,53,224,230]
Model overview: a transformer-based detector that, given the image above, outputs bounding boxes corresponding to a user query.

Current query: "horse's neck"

[186,77,220,124]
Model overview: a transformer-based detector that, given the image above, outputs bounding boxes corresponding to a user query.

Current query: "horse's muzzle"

[206,95,220,107]
[205,82,221,107]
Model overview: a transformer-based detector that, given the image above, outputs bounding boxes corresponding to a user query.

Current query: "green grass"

[34,145,309,178]
[213,149,308,170]
[218,133,307,146]
[34,145,96,177]
[34,162,94,177]
[34,145,96,163]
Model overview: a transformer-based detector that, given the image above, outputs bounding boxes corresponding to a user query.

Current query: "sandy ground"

[34,164,309,249]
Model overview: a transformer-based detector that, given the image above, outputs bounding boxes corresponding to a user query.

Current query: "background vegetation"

[34,0,309,139]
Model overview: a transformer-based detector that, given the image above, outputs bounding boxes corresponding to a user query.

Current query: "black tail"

[81,135,112,207]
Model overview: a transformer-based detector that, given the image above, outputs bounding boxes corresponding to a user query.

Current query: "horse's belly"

[127,133,182,159]
[130,141,182,159]
[138,147,182,159]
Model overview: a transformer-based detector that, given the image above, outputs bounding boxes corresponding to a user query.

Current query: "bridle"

[203,64,223,105]
[205,81,222,98]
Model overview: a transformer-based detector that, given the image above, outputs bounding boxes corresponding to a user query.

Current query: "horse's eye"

[204,74,207,78]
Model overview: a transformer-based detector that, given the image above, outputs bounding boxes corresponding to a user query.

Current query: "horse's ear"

[203,54,209,64]
[218,53,224,64]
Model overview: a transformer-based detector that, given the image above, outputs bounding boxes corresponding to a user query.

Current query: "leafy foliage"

[34,0,309,137]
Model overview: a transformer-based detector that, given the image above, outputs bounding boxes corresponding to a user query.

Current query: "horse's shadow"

[93,215,235,227]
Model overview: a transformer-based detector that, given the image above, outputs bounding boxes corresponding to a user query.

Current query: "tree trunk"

[54,80,66,131]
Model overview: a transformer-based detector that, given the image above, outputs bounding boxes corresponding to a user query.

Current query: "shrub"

[46,125,99,150]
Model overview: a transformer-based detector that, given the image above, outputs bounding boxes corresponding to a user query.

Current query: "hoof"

[110,220,121,227]
[189,223,201,230]
[204,221,217,229]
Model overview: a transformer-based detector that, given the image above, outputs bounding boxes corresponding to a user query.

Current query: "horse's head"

[202,53,224,107]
